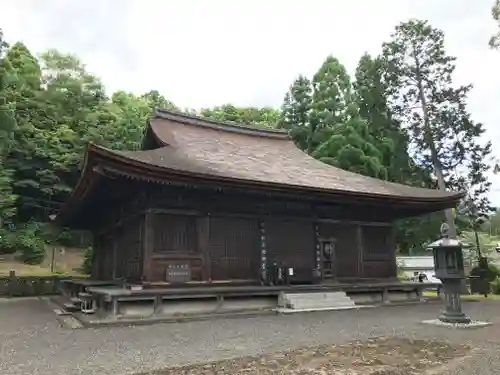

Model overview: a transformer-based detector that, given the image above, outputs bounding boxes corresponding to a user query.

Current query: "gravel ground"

[1,298,500,375]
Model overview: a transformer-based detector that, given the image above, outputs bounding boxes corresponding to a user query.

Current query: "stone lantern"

[427,223,471,324]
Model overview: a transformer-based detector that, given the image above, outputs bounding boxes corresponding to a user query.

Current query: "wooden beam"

[317,218,391,227]
[150,208,201,216]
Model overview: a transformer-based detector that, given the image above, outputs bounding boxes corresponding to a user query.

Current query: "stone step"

[284,296,354,304]
[63,302,81,313]
[288,298,356,307]
[286,292,350,300]
[288,302,356,310]
[281,291,356,311]
[286,296,354,304]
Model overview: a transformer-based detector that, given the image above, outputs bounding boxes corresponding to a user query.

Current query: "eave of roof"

[54,108,465,225]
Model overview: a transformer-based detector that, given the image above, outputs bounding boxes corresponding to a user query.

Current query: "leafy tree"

[0,29,16,229]
[140,90,177,112]
[3,42,52,222]
[490,0,500,48]
[382,19,493,238]
[200,104,280,128]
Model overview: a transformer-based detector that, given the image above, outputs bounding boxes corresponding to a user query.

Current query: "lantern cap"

[427,237,463,249]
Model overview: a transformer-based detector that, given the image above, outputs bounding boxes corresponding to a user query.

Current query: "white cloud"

[2,0,500,204]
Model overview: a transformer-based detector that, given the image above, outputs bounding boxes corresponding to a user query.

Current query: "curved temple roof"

[124,109,462,201]
[55,108,464,224]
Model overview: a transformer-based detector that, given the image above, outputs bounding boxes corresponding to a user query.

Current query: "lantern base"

[421,319,491,329]
[438,311,471,324]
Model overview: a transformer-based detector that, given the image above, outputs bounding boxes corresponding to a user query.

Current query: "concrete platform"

[51,279,437,328]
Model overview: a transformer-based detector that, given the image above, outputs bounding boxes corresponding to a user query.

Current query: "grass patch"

[0,247,85,277]
[140,337,470,375]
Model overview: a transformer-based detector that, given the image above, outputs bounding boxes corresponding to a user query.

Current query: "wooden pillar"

[91,232,99,280]
[111,229,118,280]
[388,223,397,278]
[142,211,154,281]
[357,225,364,277]
[258,219,267,282]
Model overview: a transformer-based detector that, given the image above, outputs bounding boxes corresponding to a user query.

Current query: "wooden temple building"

[52,109,465,323]
[55,108,463,287]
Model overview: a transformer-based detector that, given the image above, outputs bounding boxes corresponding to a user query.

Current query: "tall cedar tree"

[279,75,313,152]
[353,53,443,253]
[382,20,493,238]
[309,56,351,154]
[308,56,388,180]
[312,103,388,180]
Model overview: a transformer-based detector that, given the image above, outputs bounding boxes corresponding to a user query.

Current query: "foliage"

[0,19,495,264]
[279,75,314,151]
[490,0,500,48]
[15,222,48,264]
[482,208,500,236]
[200,104,280,128]
[312,104,388,179]
[0,29,17,225]
[382,20,493,238]
[490,278,500,295]
[82,246,93,274]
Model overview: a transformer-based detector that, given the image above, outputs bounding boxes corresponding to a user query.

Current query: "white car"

[414,272,442,284]
[424,273,442,284]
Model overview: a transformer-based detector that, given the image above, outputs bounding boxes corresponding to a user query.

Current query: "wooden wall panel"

[317,222,359,278]
[361,225,397,278]
[96,233,114,280]
[265,219,315,275]
[146,213,201,282]
[362,226,393,260]
[112,216,143,281]
[208,216,260,281]
[362,261,395,278]
[152,214,198,253]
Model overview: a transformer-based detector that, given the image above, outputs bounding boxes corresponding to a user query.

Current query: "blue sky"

[2,0,500,204]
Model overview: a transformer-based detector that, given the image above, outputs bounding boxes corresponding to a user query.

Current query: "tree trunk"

[414,50,458,239]
[474,229,482,257]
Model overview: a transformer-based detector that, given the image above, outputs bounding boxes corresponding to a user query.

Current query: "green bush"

[488,262,500,277]
[470,263,498,282]
[82,246,93,274]
[18,224,47,265]
[491,278,500,295]
[0,229,18,254]
[1,222,51,265]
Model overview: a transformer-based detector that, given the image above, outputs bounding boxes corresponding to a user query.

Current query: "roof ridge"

[154,107,290,139]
